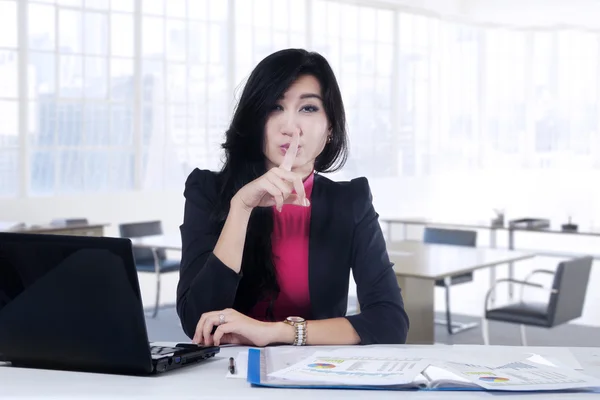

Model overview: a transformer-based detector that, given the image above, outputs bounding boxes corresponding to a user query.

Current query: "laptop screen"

[0,232,141,312]
[0,232,159,374]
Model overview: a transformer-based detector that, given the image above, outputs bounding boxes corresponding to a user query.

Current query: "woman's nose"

[281,116,301,137]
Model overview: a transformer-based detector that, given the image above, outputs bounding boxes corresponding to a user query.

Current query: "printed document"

[440,359,600,391]
[268,350,429,386]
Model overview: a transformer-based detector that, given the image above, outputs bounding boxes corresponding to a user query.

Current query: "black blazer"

[176,169,409,345]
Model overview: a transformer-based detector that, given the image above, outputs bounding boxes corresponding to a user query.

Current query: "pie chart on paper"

[479,376,509,383]
[308,363,336,369]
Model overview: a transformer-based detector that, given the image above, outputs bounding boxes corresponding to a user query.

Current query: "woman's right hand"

[232,133,309,213]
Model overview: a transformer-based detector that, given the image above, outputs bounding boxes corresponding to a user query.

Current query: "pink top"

[248,172,314,322]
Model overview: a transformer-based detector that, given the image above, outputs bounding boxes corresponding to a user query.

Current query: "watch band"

[284,317,307,346]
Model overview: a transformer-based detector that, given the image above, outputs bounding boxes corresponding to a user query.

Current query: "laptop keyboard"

[150,346,181,356]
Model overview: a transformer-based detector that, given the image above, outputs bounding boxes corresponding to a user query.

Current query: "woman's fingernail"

[304,199,310,206]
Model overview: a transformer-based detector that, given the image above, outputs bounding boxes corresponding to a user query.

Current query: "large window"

[1,0,600,199]
[0,0,18,197]
[312,1,394,176]
[26,0,136,194]
[140,0,229,189]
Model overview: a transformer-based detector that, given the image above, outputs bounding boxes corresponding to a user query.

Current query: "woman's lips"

[280,144,301,154]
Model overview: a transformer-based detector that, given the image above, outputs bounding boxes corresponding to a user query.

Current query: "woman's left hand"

[192,308,284,347]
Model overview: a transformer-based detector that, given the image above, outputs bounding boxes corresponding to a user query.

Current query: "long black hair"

[215,49,348,319]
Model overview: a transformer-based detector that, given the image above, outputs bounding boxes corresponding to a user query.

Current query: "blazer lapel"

[308,174,328,319]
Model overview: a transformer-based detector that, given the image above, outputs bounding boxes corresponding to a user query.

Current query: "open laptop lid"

[0,232,154,375]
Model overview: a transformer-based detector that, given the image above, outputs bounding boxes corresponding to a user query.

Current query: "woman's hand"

[192,308,292,347]
[232,132,309,213]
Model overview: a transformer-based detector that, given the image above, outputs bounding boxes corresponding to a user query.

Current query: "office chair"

[423,227,478,334]
[119,221,180,318]
[483,256,593,345]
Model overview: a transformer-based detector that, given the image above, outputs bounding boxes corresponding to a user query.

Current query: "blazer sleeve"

[344,177,410,344]
[176,169,242,339]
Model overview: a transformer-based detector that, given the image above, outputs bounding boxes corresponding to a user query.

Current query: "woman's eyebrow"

[278,93,323,100]
[299,93,323,100]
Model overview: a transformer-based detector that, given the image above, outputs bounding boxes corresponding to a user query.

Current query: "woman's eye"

[300,105,319,113]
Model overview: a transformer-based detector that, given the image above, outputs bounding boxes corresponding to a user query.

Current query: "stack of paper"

[246,346,600,392]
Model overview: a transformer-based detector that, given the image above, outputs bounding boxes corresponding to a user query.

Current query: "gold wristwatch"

[283,316,307,346]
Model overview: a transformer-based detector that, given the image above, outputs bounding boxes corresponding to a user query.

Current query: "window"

[0,0,18,197]
[140,0,229,189]
[313,1,394,177]
[234,0,307,87]
[1,0,600,199]
[28,0,135,195]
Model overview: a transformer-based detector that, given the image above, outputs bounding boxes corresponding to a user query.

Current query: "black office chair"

[483,256,593,345]
[423,227,478,334]
[119,221,180,318]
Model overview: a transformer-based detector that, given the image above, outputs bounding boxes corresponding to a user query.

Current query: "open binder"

[246,347,600,392]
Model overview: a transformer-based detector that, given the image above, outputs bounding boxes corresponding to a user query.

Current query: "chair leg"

[148,248,161,319]
[520,324,527,346]
[151,270,161,318]
[482,318,490,345]
[434,281,478,334]
[444,284,454,334]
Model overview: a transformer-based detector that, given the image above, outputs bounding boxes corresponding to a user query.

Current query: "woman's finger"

[283,194,307,206]
[271,169,308,207]
[259,179,284,212]
[213,323,239,347]
[206,312,229,346]
[266,172,293,199]
[280,131,300,171]
[193,312,211,344]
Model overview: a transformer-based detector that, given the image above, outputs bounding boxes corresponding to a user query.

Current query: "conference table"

[388,241,536,344]
[1,344,599,398]
[381,216,600,300]
[129,234,183,251]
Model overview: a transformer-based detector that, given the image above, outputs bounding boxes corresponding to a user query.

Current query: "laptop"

[0,232,219,375]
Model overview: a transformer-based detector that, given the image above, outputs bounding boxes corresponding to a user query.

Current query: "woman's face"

[263,75,330,175]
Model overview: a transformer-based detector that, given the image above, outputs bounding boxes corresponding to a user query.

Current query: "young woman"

[176,48,409,347]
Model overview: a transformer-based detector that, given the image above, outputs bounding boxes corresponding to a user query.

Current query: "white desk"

[1,344,599,399]
[129,235,182,251]
[389,241,536,343]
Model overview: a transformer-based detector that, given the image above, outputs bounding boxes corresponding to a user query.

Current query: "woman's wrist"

[230,194,254,216]
[269,322,295,345]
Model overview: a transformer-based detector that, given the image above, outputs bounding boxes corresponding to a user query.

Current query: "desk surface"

[381,216,500,230]
[15,223,109,233]
[381,216,600,236]
[129,234,182,251]
[0,344,598,399]
[388,241,536,280]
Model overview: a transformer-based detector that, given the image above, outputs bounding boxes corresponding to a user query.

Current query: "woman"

[176,48,409,347]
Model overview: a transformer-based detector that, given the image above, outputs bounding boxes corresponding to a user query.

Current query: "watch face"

[287,316,305,323]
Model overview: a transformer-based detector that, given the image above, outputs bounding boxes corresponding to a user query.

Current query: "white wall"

[0,190,185,237]
[461,0,600,29]
[3,168,600,241]
[370,171,600,229]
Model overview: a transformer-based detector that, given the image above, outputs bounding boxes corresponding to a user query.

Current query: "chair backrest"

[423,227,477,247]
[548,256,593,326]
[50,218,89,227]
[118,221,165,263]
